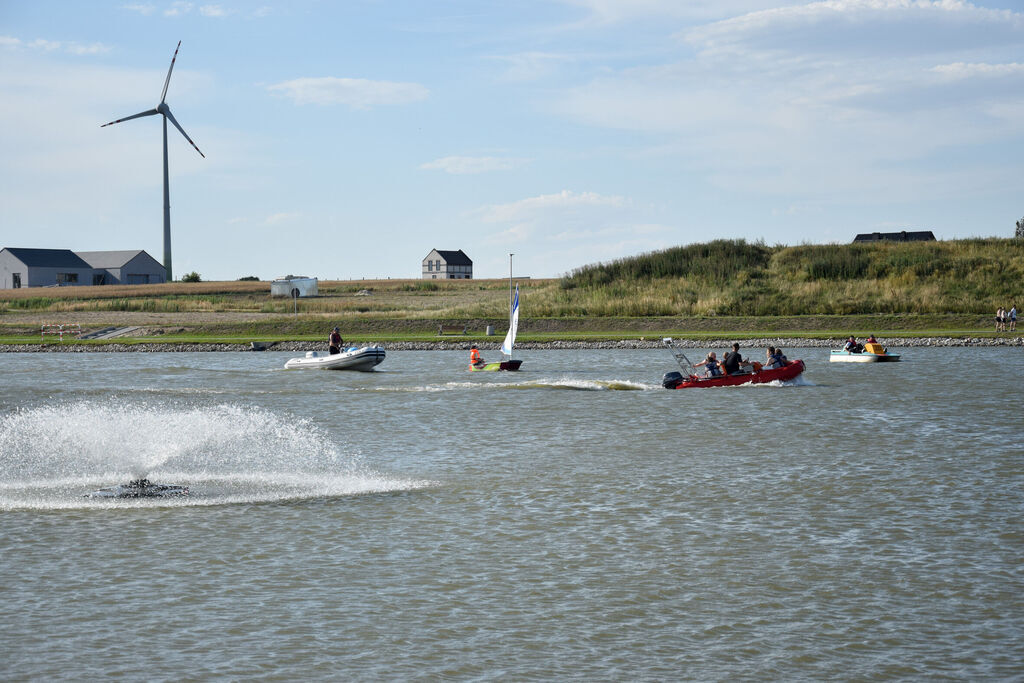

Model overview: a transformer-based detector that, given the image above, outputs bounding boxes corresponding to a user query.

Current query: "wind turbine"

[102,41,204,283]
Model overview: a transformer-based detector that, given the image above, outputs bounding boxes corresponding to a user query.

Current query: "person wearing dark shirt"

[722,343,749,375]
[329,327,343,355]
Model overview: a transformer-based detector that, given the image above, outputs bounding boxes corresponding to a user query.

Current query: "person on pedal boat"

[470,344,485,368]
[843,336,863,353]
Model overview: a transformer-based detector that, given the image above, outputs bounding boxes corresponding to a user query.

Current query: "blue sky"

[1,0,1022,280]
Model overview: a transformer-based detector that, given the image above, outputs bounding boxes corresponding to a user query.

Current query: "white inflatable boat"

[284,346,386,371]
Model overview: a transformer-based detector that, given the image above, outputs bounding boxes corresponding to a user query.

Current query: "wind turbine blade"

[101,109,159,127]
[160,40,182,104]
[163,106,205,158]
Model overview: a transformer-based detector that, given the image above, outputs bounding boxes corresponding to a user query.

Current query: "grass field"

[0,238,1018,344]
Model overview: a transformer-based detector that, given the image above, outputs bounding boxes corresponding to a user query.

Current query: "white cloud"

[682,0,1024,58]
[266,77,429,108]
[477,190,629,224]
[164,2,194,17]
[487,52,574,82]
[199,5,229,17]
[420,156,527,175]
[264,212,302,225]
[557,0,779,25]
[931,61,1024,80]
[121,3,156,15]
[550,0,1024,203]
[0,35,111,55]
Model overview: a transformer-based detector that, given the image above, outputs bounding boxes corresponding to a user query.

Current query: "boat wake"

[0,402,432,510]
[367,378,659,392]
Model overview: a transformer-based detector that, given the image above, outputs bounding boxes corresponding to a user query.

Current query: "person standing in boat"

[329,326,343,355]
[722,342,751,375]
[470,344,485,368]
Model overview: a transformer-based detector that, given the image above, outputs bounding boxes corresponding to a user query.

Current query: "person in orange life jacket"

[470,344,485,367]
[866,334,877,344]
[843,336,863,353]
[329,327,343,355]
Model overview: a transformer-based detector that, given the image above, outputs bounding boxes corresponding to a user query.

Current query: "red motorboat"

[662,359,805,389]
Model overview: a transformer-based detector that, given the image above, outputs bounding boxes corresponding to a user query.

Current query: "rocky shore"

[1,336,1020,353]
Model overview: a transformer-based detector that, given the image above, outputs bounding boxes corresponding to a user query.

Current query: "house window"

[427,261,433,272]
[56,273,78,284]
[12,273,21,288]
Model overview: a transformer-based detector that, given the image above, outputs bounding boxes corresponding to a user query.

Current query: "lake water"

[1,347,1021,680]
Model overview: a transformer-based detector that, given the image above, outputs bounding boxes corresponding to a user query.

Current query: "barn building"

[77,250,167,285]
[0,247,166,288]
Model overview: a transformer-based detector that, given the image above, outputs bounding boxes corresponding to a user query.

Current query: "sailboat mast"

[509,253,514,329]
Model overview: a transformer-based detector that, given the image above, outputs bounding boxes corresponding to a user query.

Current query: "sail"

[500,285,519,356]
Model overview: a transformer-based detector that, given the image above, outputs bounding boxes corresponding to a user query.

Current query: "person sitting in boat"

[764,346,783,370]
[722,342,751,375]
[866,334,877,344]
[329,327,343,355]
[775,347,787,364]
[693,352,721,377]
[843,336,863,353]
[470,344,485,368]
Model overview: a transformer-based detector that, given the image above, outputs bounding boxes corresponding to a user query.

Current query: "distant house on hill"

[853,230,936,243]
[422,249,473,279]
[77,250,166,285]
[0,247,165,288]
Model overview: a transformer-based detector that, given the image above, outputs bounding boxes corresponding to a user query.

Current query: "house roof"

[1,248,92,269]
[76,250,159,269]
[433,249,473,265]
[853,231,936,242]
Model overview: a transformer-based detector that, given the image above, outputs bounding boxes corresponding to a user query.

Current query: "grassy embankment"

[0,238,1019,344]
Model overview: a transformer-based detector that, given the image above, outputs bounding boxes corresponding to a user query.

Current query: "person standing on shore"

[329,326,343,355]
[1009,305,1017,332]
[996,307,1005,332]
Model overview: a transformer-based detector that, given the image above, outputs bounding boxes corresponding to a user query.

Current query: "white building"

[271,276,319,297]
[422,249,473,279]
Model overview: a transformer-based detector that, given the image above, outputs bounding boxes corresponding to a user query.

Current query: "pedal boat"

[285,346,386,371]
[662,360,805,389]
[468,359,523,372]
[829,342,900,363]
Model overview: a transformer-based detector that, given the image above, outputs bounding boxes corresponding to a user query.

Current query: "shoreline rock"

[1,336,1021,353]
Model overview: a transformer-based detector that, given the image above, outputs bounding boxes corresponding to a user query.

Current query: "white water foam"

[364,378,659,392]
[0,402,433,509]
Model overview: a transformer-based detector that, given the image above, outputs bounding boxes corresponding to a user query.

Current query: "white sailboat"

[470,254,523,372]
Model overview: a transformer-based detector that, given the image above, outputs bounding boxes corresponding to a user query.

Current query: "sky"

[1,0,1022,281]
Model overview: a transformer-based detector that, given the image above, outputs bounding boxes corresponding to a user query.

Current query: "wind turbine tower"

[102,41,204,282]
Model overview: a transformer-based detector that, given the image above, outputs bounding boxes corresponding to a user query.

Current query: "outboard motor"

[662,371,683,389]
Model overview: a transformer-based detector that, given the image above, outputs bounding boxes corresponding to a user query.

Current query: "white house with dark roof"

[77,250,166,285]
[0,247,165,288]
[422,249,473,279]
